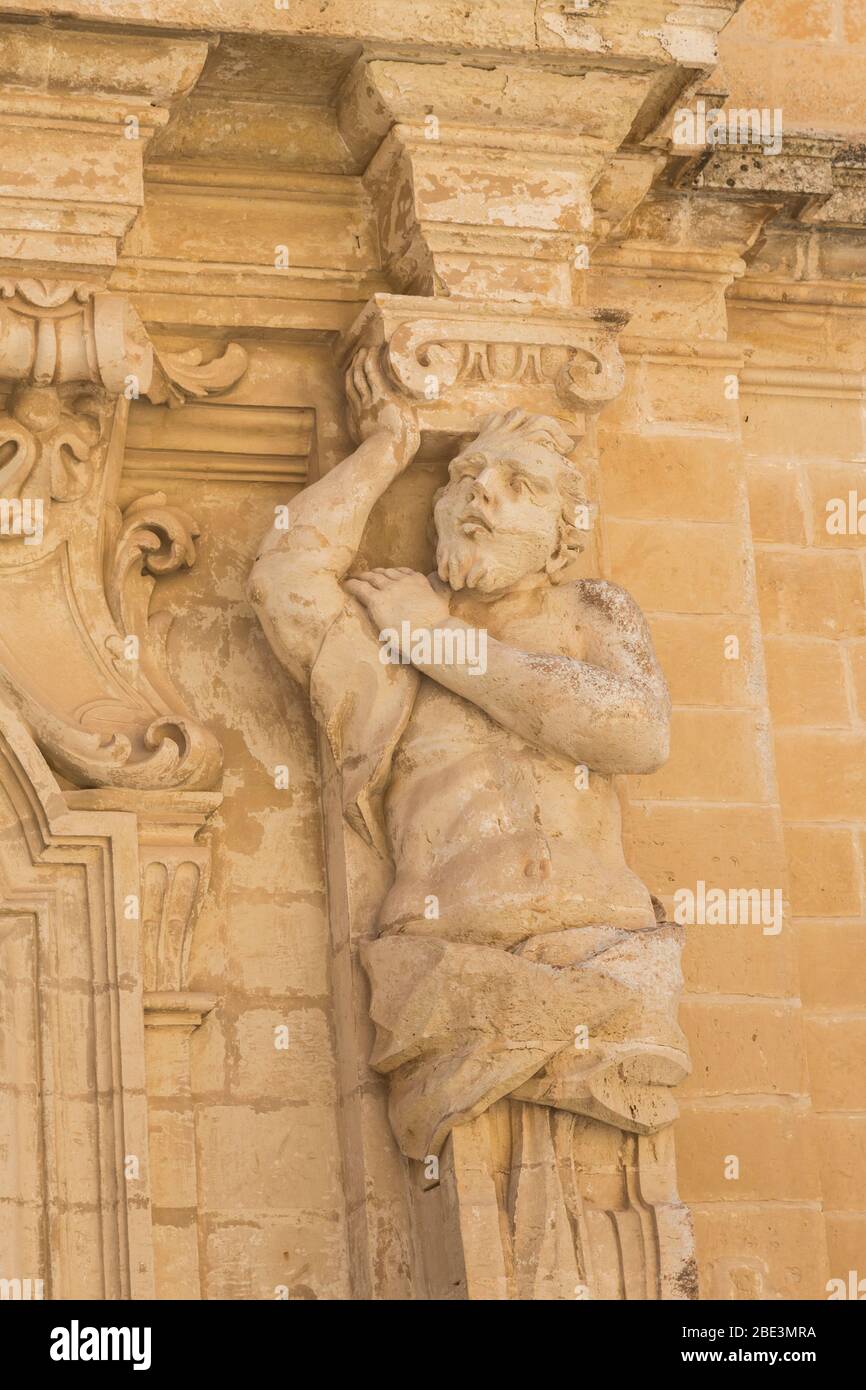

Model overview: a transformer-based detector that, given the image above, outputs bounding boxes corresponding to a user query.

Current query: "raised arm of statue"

[247,348,420,687]
[247,348,421,852]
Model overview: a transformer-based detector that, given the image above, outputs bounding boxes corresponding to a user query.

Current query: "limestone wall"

[0,0,863,1302]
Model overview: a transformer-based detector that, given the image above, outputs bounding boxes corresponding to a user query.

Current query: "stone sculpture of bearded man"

[248,348,690,1296]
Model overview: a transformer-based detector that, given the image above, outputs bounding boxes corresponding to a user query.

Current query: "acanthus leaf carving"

[5,687,215,793]
[149,342,249,406]
[140,825,215,995]
[0,384,106,535]
[0,281,249,528]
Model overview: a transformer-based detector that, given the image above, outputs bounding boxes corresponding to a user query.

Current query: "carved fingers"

[344,567,450,633]
[345,346,420,466]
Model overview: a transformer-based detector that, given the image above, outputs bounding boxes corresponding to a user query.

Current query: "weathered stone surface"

[0,0,863,1305]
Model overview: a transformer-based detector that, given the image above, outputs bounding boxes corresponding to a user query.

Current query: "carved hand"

[345,347,420,467]
[344,568,451,634]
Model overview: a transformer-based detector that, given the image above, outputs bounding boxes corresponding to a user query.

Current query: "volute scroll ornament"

[0,277,247,792]
[340,293,629,441]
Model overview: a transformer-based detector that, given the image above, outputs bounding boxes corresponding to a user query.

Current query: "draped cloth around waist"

[362,921,690,1160]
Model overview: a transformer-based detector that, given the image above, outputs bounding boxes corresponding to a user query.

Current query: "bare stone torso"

[378,583,656,945]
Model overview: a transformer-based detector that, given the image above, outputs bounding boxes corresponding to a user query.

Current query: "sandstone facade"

[0,0,863,1301]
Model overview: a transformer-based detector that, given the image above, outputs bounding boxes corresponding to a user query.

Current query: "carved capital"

[66,786,221,1042]
[0,277,248,409]
[340,293,628,441]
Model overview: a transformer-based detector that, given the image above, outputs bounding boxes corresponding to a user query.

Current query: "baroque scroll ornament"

[0,278,247,790]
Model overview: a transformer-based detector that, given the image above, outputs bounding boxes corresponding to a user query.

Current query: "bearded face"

[433,443,566,594]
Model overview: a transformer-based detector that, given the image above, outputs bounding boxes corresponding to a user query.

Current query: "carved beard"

[436,531,498,592]
[435,525,551,594]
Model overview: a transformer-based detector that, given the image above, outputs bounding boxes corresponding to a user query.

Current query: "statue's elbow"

[246,555,277,621]
[247,547,296,614]
[633,712,670,773]
[599,708,669,775]
[246,554,292,640]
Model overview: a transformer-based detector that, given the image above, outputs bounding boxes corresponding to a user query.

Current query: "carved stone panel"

[0,279,246,793]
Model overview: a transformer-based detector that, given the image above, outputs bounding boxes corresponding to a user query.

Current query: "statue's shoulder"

[569,576,646,628]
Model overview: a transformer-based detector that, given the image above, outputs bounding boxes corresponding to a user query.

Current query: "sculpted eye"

[511,473,533,496]
[451,457,481,483]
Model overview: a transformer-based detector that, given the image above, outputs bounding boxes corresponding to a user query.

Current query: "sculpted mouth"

[460,513,493,536]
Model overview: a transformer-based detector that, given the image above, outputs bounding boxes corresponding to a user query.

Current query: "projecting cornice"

[0,1,743,62]
[0,19,213,272]
[335,53,705,304]
[580,71,866,307]
[0,6,759,319]
[670,135,866,234]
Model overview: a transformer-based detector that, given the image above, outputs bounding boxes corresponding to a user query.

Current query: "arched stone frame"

[0,694,154,1298]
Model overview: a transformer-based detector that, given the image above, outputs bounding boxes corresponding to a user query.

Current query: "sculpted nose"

[471,468,499,504]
